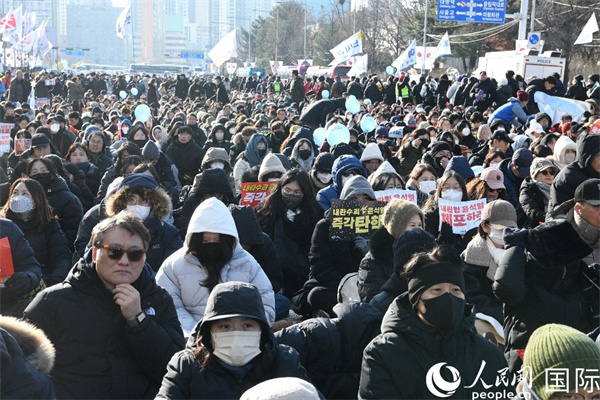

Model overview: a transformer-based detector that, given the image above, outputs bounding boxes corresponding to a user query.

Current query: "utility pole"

[422,0,429,75]
[275,5,279,62]
[303,0,307,59]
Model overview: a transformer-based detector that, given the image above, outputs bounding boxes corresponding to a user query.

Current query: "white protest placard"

[374,189,417,204]
[0,123,12,154]
[438,198,487,235]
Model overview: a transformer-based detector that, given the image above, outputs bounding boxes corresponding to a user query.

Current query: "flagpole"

[422,0,429,76]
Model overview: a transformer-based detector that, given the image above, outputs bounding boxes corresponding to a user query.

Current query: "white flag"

[22,11,36,36]
[207,29,238,67]
[392,39,417,71]
[433,32,451,59]
[330,31,363,64]
[2,5,22,44]
[10,22,40,54]
[574,13,599,45]
[116,6,132,39]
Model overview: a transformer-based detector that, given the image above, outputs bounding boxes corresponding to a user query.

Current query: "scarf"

[534,181,551,201]
[574,211,600,248]
[485,238,505,280]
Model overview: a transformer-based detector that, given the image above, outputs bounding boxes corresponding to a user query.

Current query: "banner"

[240,181,278,208]
[433,32,452,59]
[35,97,50,108]
[329,199,386,241]
[14,138,31,156]
[0,237,14,288]
[534,91,591,124]
[270,60,281,75]
[208,29,238,67]
[374,189,417,204]
[330,31,363,64]
[438,198,486,235]
[116,6,132,39]
[226,62,237,74]
[574,13,598,45]
[347,54,368,77]
[392,38,417,72]
[0,123,11,154]
[589,119,600,134]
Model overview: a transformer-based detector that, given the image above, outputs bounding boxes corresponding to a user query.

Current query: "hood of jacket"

[258,153,287,181]
[185,197,239,250]
[368,226,395,266]
[576,133,600,174]
[201,146,231,171]
[229,204,264,246]
[152,125,168,144]
[0,316,55,375]
[339,175,376,200]
[290,139,315,171]
[553,135,577,169]
[368,161,401,184]
[105,185,172,220]
[331,154,367,191]
[312,152,335,173]
[45,176,70,194]
[208,124,231,141]
[445,155,474,180]
[192,168,234,199]
[244,134,269,167]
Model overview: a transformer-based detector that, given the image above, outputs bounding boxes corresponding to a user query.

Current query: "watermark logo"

[426,362,462,398]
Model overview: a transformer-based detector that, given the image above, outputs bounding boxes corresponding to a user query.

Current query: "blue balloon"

[134,104,151,123]
[360,115,377,133]
[313,127,327,146]
[327,124,350,146]
[322,90,330,99]
[386,66,395,75]
[119,90,127,99]
[345,97,360,114]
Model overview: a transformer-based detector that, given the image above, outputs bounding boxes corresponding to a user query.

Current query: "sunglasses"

[487,187,501,193]
[539,169,556,176]
[97,245,145,262]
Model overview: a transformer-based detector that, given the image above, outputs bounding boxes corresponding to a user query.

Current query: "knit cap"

[523,324,600,400]
[393,229,436,273]
[119,173,158,189]
[360,142,384,162]
[240,377,320,400]
[481,199,517,229]
[381,198,424,239]
[141,141,160,160]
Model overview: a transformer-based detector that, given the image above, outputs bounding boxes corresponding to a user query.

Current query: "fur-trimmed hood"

[0,316,55,374]
[105,185,172,219]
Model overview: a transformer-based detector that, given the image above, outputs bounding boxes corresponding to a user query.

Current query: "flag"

[22,11,36,36]
[2,6,23,44]
[0,8,15,34]
[574,13,598,45]
[116,6,132,39]
[27,87,35,110]
[33,21,53,57]
[207,29,238,67]
[330,31,363,64]
[11,19,44,54]
[348,54,368,76]
[433,32,451,59]
[392,39,417,71]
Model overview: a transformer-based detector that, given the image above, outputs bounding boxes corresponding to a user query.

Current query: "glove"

[353,236,370,256]
[1,272,31,300]
[437,221,454,245]
[503,227,528,249]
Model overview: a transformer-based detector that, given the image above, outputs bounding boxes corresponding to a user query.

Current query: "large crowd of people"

[0,66,599,399]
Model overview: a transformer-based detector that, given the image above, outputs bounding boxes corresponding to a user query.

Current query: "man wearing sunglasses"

[24,212,185,399]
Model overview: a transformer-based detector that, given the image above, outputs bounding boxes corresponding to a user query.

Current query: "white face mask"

[50,123,60,132]
[126,205,151,220]
[316,172,332,184]
[430,137,438,144]
[454,139,460,145]
[215,132,224,141]
[211,331,262,367]
[376,139,387,145]
[9,195,35,214]
[490,162,500,169]
[462,127,471,136]
[488,227,505,246]
[122,127,129,134]
[341,175,353,187]
[210,162,225,170]
[441,189,463,202]
[419,180,437,195]
[229,128,236,135]
[564,153,576,164]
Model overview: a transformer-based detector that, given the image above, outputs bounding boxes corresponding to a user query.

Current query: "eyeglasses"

[282,187,303,196]
[553,394,600,400]
[341,170,359,178]
[97,245,145,262]
[539,169,556,176]
[126,195,150,206]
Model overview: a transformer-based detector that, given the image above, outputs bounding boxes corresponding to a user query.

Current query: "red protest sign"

[240,181,278,208]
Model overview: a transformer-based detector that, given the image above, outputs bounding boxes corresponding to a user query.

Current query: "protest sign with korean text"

[438,198,486,235]
[329,199,386,241]
[374,189,417,204]
[0,123,12,154]
[240,181,278,208]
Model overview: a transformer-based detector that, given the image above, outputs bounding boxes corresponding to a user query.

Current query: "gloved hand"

[353,235,370,256]
[503,227,529,249]
[1,272,31,300]
[437,222,454,245]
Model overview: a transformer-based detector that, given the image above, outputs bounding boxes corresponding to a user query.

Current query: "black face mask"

[5,116,14,123]
[298,149,312,161]
[30,172,54,188]
[434,156,447,168]
[281,192,303,209]
[420,139,430,149]
[274,131,286,140]
[195,242,231,266]
[258,149,267,158]
[132,139,148,149]
[421,293,465,332]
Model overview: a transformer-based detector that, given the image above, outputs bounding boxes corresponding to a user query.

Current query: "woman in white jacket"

[156,197,275,336]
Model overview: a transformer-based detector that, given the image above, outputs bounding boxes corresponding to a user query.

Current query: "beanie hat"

[106,176,124,199]
[524,324,600,400]
[430,141,452,157]
[339,175,376,201]
[313,152,335,173]
[393,229,436,274]
[382,199,424,239]
[481,199,517,228]
[374,125,389,138]
[31,133,51,148]
[258,153,287,181]
[445,156,474,180]
[141,141,160,160]
[119,173,158,189]
[240,377,320,400]
[360,142,384,162]
[331,143,356,159]
[516,90,529,102]
[408,262,465,306]
[196,168,234,198]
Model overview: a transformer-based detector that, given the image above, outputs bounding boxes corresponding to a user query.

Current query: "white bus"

[129,64,192,76]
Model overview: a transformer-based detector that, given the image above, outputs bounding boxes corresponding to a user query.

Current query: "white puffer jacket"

[156,197,275,336]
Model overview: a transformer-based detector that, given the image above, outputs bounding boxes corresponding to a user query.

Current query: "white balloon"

[125,75,131,82]
[327,124,350,146]
[360,115,377,133]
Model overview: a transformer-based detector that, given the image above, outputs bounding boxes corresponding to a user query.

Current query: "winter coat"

[156,198,275,336]
[299,98,346,128]
[364,82,384,103]
[462,235,504,323]
[435,78,451,107]
[73,202,106,260]
[290,76,305,104]
[359,293,507,399]
[147,84,159,105]
[469,78,497,112]
[23,256,185,399]
[357,227,395,303]
[495,84,512,106]
[275,302,383,399]
[316,155,367,211]
[65,80,85,103]
[9,78,31,103]
[565,82,588,101]
[549,133,600,214]
[215,82,229,104]
[493,245,598,373]
[397,138,425,178]
[200,125,232,161]
[154,152,180,201]
[0,317,56,399]
[368,272,407,314]
[488,98,529,128]
[517,177,548,228]
[89,149,114,176]
[175,78,190,100]
[44,177,84,244]
[499,157,523,207]
[8,215,72,286]
[76,161,103,198]
[166,139,203,186]
[49,129,77,158]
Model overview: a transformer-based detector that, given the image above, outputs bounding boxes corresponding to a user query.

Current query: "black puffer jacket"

[165,139,203,186]
[357,227,395,302]
[43,177,84,244]
[23,257,185,399]
[469,78,498,112]
[517,177,548,228]
[359,293,507,399]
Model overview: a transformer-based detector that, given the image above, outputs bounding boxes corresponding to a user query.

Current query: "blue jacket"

[488,98,528,127]
[316,155,367,211]
[500,158,523,207]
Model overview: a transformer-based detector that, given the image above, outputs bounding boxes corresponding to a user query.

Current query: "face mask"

[488,227,505,246]
[50,123,60,132]
[441,189,463,202]
[490,162,500,169]
[44,108,50,114]
[229,128,236,135]
[420,139,430,149]
[211,331,262,367]
[5,115,14,122]
[126,205,151,220]
[215,132,224,141]
[419,180,437,195]
[430,137,438,144]
[377,139,388,145]
[564,153,576,164]
[316,172,332,184]
[461,127,471,136]
[210,162,225,170]
[341,175,353,187]
[9,195,35,214]
[281,192,303,209]
[31,172,54,188]
[421,293,465,332]
[196,242,229,265]
[275,131,286,140]
[298,149,312,160]
[132,139,148,149]
[121,127,129,134]
[258,149,267,158]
